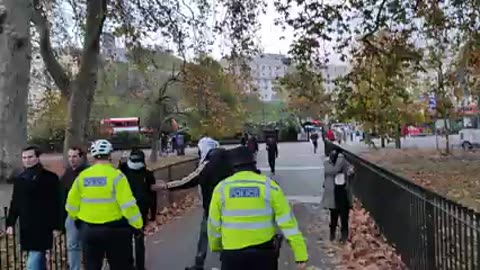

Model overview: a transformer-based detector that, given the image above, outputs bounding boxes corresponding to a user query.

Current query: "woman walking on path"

[320,148,354,243]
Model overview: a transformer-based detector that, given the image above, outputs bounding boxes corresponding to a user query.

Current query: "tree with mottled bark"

[31,0,107,154]
[0,0,31,182]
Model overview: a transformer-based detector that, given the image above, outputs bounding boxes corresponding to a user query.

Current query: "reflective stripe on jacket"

[66,163,143,229]
[208,171,308,262]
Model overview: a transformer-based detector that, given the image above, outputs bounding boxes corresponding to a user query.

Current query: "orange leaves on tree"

[278,69,331,120]
[183,57,245,138]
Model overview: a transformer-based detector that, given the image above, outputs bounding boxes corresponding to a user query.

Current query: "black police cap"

[129,149,145,162]
[228,146,256,167]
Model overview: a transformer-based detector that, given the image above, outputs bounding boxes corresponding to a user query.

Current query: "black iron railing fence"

[0,207,67,270]
[0,158,200,270]
[326,140,480,270]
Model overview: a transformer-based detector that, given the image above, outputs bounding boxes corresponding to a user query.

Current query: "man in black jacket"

[61,146,89,270]
[166,146,234,270]
[119,149,157,270]
[6,146,62,270]
[266,136,279,175]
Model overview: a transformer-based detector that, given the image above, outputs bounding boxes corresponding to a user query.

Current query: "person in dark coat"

[320,149,354,243]
[265,136,279,175]
[61,146,89,270]
[246,134,259,161]
[6,146,62,270]
[119,149,157,270]
[165,146,234,270]
[310,132,319,153]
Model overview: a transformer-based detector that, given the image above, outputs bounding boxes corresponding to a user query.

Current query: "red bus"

[100,117,141,135]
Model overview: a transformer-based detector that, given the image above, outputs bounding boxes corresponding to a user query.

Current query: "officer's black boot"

[185,255,205,270]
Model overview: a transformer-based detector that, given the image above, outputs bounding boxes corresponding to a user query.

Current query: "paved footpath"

[146,141,335,270]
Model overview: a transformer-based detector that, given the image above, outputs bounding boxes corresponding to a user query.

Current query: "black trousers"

[133,213,148,270]
[329,208,349,236]
[221,248,278,270]
[133,234,145,270]
[267,154,276,173]
[330,184,350,236]
[193,213,209,266]
[312,141,318,153]
[81,224,134,270]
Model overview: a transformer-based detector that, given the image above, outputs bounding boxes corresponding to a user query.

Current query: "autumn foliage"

[335,31,427,148]
[183,57,246,139]
[278,69,331,120]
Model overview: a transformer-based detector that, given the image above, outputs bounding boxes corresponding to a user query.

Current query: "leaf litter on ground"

[361,148,480,211]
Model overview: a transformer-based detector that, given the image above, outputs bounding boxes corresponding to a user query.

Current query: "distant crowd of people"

[159,132,186,156]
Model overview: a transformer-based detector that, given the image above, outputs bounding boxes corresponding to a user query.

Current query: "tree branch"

[32,0,71,97]
[362,0,388,41]
[76,0,107,82]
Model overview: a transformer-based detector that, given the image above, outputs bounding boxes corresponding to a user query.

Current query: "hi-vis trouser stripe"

[212,177,301,238]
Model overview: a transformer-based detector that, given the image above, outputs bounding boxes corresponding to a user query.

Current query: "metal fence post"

[425,192,436,270]
[1,207,5,269]
[4,207,10,270]
[167,165,173,205]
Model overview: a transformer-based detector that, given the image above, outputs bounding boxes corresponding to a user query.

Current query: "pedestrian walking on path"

[266,136,278,175]
[66,139,143,270]
[326,128,335,142]
[119,149,157,270]
[310,133,319,153]
[246,133,259,161]
[62,147,89,270]
[164,140,233,270]
[320,148,354,243]
[208,146,308,270]
[6,146,62,270]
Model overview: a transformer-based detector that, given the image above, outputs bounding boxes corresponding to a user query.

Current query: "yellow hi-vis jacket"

[208,170,308,262]
[66,163,143,229]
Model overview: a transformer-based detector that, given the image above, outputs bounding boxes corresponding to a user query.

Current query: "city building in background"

[249,53,290,101]
[320,65,349,92]
[222,53,349,101]
[100,32,128,63]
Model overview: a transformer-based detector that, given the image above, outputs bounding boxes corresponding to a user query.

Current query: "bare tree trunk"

[0,0,31,182]
[443,117,450,155]
[149,128,160,163]
[63,0,106,156]
[32,0,106,158]
[63,80,94,152]
[395,124,401,149]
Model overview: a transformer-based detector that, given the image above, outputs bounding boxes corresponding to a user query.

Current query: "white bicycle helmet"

[90,139,113,157]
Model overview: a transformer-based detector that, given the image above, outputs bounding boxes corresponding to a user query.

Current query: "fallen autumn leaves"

[339,200,407,270]
[361,148,480,211]
[144,193,200,235]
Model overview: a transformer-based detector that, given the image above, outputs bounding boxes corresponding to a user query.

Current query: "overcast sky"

[209,0,344,64]
[59,0,345,65]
